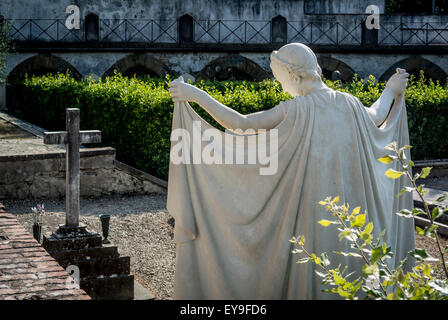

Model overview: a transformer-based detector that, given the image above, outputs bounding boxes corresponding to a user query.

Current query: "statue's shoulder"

[332,89,362,104]
[278,97,297,109]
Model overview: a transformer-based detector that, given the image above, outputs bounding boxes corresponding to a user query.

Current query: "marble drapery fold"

[167,87,415,299]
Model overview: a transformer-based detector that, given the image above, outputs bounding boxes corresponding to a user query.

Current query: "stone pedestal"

[42,224,134,300]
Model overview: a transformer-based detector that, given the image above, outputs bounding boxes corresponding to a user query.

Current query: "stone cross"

[43,108,101,227]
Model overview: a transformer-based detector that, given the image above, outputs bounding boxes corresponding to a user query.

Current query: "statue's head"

[270,43,323,97]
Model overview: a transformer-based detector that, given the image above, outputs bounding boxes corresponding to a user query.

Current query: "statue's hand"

[385,68,409,96]
[169,76,202,103]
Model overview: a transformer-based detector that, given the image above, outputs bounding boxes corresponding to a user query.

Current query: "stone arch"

[103,54,172,78]
[6,54,81,114]
[197,55,269,81]
[7,54,81,84]
[316,55,356,82]
[379,56,447,82]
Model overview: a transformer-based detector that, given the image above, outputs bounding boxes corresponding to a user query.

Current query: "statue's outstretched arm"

[366,68,409,126]
[169,78,285,131]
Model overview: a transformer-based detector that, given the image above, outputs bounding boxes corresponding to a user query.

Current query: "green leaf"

[337,287,352,299]
[432,207,444,220]
[415,226,425,236]
[420,167,432,179]
[296,257,311,264]
[436,194,448,203]
[333,273,346,286]
[409,248,438,262]
[351,214,366,228]
[362,263,378,276]
[371,247,384,263]
[429,280,448,295]
[385,169,404,179]
[318,219,335,227]
[338,230,352,241]
[417,184,425,193]
[352,206,361,215]
[333,251,362,258]
[396,209,414,218]
[424,225,438,239]
[320,253,331,267]
[360,222,374,243]
[412,208,425,216]
[384,142,397,151]
[315,270,327,278]
[364,222,374,234]
[378,155,393,164]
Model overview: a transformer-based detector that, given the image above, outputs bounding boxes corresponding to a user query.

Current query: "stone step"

[43,231,102,252]
[58,256,131,278]
[81,274,134,300]
[50,245,119,262]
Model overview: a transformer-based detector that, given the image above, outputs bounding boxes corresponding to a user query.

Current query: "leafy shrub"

[290,142,448,300]
[15,72,448,180]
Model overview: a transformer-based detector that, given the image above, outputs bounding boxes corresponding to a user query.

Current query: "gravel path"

[0,118,34,140]
[2,193,447,300]
[2,194,176,300]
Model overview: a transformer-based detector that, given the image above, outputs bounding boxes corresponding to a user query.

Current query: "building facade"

[1,0,448,108]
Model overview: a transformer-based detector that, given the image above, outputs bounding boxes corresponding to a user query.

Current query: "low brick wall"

[0,204,90,300]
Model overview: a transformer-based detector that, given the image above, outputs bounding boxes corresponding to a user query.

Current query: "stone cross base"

[42,226,134,300]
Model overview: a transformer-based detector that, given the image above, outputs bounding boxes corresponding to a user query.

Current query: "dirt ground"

[3,194,448,300]
[0,118,34,139]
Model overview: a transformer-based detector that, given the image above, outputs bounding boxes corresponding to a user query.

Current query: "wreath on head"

[270,51,322,82]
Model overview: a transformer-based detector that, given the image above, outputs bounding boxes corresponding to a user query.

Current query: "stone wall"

[5,51,448,84]
[0,147,166,200]
[1,0,382,20]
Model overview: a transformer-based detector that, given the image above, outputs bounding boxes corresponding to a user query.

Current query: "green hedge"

[16,72,448,180]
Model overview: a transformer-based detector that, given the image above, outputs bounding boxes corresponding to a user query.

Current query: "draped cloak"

[167,87,415,299]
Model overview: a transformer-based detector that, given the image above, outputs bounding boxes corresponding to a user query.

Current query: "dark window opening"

[25,67,58,78]
[122,65,159,78]
[85,13,99,42]
[178,14,194,43]
[271,15,287,44]
[406,68,445,82]
[213,67,255,81]
[321,68,333,80]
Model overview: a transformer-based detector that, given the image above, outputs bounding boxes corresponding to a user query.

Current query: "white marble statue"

[167,43,415,299]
